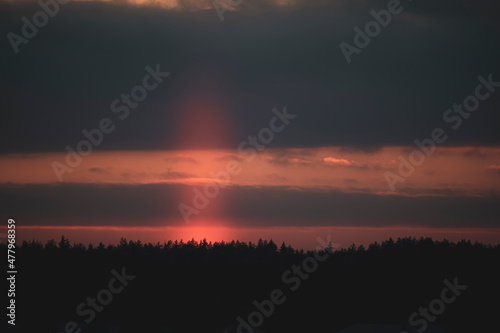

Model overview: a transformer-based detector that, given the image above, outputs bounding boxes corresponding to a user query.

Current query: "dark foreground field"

[2,237,499,333]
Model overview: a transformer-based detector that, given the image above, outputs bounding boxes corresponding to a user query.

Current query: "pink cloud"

[323,157,358,167]
[487,164,500,170]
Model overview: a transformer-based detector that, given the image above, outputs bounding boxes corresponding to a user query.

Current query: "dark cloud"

[339,146,384,154]
[1,183,499,227]
[120,171,147,178]
[0,0,499,153]
[214,154,244,162]
[265,173,287,181]
[159,170,197,179]
[164,155,199,164]
[89,167,109,174]
[266,156,309,166]
[463,148,487,159]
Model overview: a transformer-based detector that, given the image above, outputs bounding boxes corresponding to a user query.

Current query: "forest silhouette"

[2,236,499,333]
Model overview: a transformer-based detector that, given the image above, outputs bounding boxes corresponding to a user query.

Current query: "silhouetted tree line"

[2,236,499,333]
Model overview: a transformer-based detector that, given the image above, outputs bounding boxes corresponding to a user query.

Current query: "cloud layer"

[1,0,499,152]
[2,182,499,227]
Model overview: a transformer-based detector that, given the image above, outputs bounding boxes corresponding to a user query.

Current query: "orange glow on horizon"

[8,225,500,250]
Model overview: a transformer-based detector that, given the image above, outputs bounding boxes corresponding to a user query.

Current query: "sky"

[1,0,500,249]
